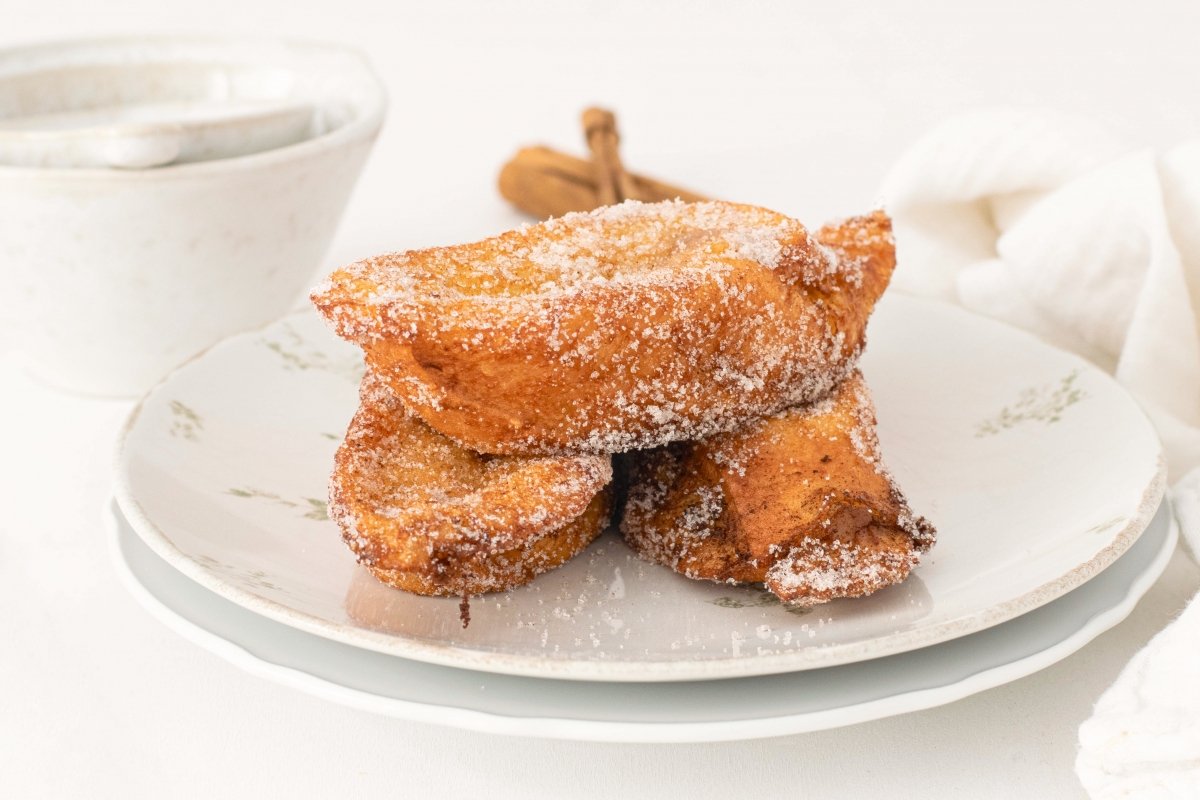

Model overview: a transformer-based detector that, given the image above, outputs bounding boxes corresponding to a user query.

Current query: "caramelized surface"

[621,372,935,605]
[313,201,896,455]
[330,372,611,596]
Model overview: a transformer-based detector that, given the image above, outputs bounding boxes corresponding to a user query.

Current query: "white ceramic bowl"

[0,37,386,396]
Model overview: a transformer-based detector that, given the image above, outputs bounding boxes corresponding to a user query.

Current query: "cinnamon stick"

[497,109,708,218]
[583,107,643,205]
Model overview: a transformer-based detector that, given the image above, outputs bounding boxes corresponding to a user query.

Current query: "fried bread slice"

[330,371,612,596]
[620,371,935,605]
[312,201,895,455]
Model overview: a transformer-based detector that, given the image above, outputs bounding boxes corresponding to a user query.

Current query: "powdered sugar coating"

[765,538,916,605]
[329,371,612,596]
[311,201,897,455]
[314,200,834,315]
[621,372,936,606]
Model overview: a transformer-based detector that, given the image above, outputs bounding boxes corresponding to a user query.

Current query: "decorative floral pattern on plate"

[976,370,1086,437]
[168,400,203,441]
[711,593,814,616]
[259,320,365,383]
[226,488,329,521]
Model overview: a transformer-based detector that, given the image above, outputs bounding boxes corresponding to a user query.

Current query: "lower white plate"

[109,498,1176,743]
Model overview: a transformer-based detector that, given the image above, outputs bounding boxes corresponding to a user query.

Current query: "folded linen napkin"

[878,109,1200,799]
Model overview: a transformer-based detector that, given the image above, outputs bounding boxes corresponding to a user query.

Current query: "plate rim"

[107,498,1178,743]
[111,296,1169,681]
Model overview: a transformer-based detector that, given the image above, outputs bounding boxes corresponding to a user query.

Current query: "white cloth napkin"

[878,108,1200,799]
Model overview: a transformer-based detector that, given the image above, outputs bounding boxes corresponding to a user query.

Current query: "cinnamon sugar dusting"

[314,200,933,611]
[312,200,896,456]
[621,372,935,606]
[330,371,611,596]
[319,200,823,310]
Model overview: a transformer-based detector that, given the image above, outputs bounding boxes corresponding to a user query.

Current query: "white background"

[3,2,1200,797]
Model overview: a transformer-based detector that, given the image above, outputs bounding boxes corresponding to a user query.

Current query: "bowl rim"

[0,34,387,180]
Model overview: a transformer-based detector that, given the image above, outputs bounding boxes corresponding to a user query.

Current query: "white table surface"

[3,2,1200,797]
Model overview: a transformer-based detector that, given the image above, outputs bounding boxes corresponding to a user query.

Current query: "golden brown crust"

[366,491,611,596]
[330,371,612,596]
[312,201,896,456]
[620,372,935,605]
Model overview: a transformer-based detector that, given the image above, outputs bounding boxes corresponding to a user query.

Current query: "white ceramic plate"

[113,294,1166,681]
[109,499,1177,742]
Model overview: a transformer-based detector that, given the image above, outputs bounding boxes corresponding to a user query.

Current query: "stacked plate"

[111,294,1173,742]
